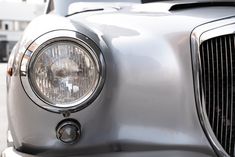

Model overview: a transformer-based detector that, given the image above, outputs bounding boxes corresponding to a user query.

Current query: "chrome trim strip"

[191,18,235,157]
[20,30,105,113]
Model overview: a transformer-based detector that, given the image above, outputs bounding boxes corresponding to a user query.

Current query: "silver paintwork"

[50,0,141,16]
[20,30,105,113]
[191,19,235,157]
[50,0,235,16]
[1,147,219,157]
[4,0,235,156]
[7,130,13,147]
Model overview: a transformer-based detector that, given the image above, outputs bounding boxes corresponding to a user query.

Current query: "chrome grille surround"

[191,18,235,157]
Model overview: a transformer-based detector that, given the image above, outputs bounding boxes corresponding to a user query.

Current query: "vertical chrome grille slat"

[220,37,224,143]
[211,40,216,129]
[216,38,220,137]
[199,34,235,157]
[207,42,212,119]
[224,36,229,149]
[201,43,207,116]
[230,35,235,156]
[228,35,233,154]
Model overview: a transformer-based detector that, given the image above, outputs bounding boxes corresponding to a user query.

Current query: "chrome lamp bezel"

[20,30,105,113]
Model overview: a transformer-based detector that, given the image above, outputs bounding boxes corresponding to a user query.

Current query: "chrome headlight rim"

[29,38,100,108]
[20,30,105,113]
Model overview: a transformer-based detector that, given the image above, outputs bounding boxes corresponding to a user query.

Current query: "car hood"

[68,2,235,48]
[67,0,235,15]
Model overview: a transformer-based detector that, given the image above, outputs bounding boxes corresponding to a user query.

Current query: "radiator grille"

[199,34,235,157]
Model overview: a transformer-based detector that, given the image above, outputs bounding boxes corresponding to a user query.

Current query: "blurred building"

[0,0,46,61]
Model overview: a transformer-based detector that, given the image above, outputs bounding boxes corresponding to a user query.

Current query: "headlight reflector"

[29,41,100,107]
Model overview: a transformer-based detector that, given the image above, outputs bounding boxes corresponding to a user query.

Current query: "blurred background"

[0,0,46,153]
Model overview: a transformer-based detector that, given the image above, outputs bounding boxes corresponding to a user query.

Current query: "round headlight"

[29,41,99,106]
[20,31,105,112]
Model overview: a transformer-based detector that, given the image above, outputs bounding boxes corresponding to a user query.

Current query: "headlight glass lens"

[29,41,99,106]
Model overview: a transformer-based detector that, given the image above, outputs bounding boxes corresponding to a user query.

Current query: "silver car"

[2,0,235,156]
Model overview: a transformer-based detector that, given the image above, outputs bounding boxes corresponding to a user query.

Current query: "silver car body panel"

[50,0,235,16]
[5,1,235,156]
[1,147,218,157]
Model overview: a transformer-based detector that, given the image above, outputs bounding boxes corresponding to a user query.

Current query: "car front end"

[2,0,235,157]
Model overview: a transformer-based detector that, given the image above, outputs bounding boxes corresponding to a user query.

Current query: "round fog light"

[56,120,81,144]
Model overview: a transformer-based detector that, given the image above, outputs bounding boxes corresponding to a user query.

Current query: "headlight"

[20,31,105,113]
[30,41,99,106]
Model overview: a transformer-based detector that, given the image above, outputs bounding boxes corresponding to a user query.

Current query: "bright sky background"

[0,0,46,3]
